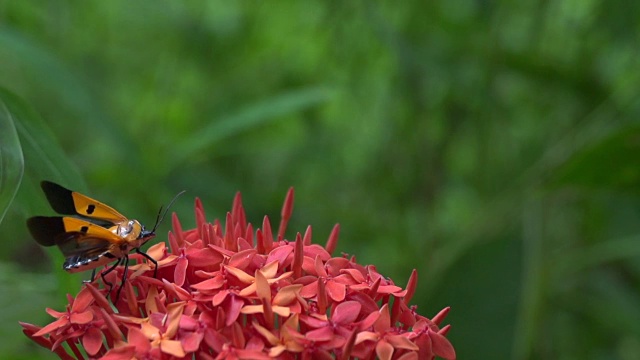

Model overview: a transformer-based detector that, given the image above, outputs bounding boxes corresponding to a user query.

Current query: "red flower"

[21,188,456,359]
[21,286,107,357]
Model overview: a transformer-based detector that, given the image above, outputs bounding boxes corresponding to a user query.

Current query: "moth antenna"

[151,190,186,233]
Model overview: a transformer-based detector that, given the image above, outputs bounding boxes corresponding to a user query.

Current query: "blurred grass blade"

[553,234,640,276]
[170,86,334,166]
[0,88,85,190]
[0,100,24,225]
[548,125,640,192]
[0,28,136,163]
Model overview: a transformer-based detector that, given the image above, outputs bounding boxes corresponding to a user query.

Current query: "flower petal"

[181,330,204,353]
[325,280,346,302]
[300,314,327,328]
[341,268,365,283]
[98,307,123,340]
[376,339,394,360]
[331,301,361,325]
[145,286,160,314]
[378,284,404,294]
[397,351,419,360]
[236,348,272,360]
[357,310,380,330]
[224,295,245,326]
[45,308,66,319]
[172,213,185,248]
[314,256,328,278]
[303,244,331,262]
[374,304,391,332]
[141,322,161,340]
[204,327,227,352]
[252,322,279,345]
[300,281,318,299]
[82,326,103,356]
[306,326,334,342]
[85,284,113,313]
[429,329,456,360]
[145,242,166,260]
[20,322,51,349]
[19,322,42,336]
[188,247,224,267]
[212,290,229,306]
[255,270,271,303]
[71,286,95,313]
[272,305,291,317]
[432,307,451,326]
[386,334,419,351]
[273,284,302,306]
[165,302,186,338]
[325,257,350,276]
[192,276,225,291]
[100,346,136,360]
[33,317,69,337]
[179,314,198,331]
[355,331,379,345]
[238,282,257,297]
[127,326,152,351]
[229,249,258,269]
[70,310,93,324]
[261,260,280,279]
[347,291,379,315]
[174,257,188,287]
[269,344,287,357]
[226,266,255,284]
[240,304,264,315]
[160,339,186,358]
[266,246,293,269]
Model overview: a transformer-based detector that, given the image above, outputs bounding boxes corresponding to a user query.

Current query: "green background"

[2,1,640,359]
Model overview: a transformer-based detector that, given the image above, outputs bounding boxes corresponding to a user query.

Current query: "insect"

[27,181,182,300]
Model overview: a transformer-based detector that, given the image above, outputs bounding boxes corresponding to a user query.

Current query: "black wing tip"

[27,216,66,246]
[40,181,77,215]
[41,180,69,193]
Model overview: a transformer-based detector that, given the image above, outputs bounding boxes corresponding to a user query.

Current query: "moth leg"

[135,247,159,278]
[101,259,122,295]
[115,254,129,302]
[83,268,97,284]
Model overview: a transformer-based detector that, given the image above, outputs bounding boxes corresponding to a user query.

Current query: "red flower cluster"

[21,189,456,359]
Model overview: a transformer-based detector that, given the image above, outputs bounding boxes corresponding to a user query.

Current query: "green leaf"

[0,88,86,191]
[0,100,24,224]
[549,125,640,192]
[0,261,57,358]
[553,234,640,276]
[169,86,335,167]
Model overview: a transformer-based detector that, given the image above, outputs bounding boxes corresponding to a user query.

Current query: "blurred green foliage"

[1,1,640,359]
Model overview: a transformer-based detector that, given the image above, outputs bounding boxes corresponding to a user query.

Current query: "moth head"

[119,219,144,242]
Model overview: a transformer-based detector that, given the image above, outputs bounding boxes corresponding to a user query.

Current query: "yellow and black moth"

[27,181,179,299]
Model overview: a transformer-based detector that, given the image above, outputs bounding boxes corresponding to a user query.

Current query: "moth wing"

[41,181,128,223]
[27,216,66,247]
[61,217,124,239]
[54,231,119,259]
[54,231,122,273]
[27,216,124,247]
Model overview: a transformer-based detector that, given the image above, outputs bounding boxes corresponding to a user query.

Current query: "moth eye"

[119,221,134,236]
